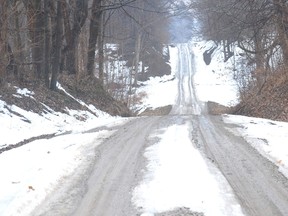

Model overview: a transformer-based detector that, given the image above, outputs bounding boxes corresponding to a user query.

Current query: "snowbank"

[223,115,288,178]
[0,86,128,216]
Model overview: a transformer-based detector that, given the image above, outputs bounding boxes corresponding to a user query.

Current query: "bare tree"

[23,0,45,79]
[50,0,63,90]
[87,0,102,76]
[62,0,88,75]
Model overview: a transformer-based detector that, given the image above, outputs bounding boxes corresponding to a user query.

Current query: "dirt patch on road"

[139,105,172,116]
[207,101,232,115]
[139,102,232,116]
[155,207,204,216]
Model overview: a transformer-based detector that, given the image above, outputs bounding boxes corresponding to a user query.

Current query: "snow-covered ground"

[132,74,178,114]
[0,86,122,147]
[0,87,128,215]
[223,115,288,179]
[192,40,239,107]
[0,130,114,216]
[190,40,288,182]
[1,39,288,216]
[132,43,245,216]
[132,122,244,216]
[131,42,288,215]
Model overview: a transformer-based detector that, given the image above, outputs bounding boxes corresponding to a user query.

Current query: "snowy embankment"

[192,40,288,185]
[192,41,288,185]
[0,86,116,148]
[0,85,128,216]
[223,115,288,178]
[191,40,288,181]
[187,40,288,179]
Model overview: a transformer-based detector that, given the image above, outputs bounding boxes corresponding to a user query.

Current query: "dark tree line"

[1,0,89,88]
[0,0,170,97]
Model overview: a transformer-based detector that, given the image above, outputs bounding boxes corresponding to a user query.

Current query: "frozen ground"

[0,87,128,215]
[1,40,288,215]
[131,43,245,216]
[131,41,288,215]
[223,115,288,179]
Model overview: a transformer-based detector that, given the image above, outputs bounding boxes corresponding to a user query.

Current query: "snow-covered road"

[170,44,201,115]
[2,42,288,216]
[28,43,246,216]
[132,44,245,216]
[198,115,288,216]
[40,44,241,216]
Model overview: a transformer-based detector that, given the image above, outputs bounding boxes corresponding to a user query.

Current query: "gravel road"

[31,44,288,216]
[71,116,161,216]
[198,115,288,216]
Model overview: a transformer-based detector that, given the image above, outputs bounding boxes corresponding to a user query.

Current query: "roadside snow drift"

[0,131,113,216]
[0,86,128,216]
[224,115,288,179]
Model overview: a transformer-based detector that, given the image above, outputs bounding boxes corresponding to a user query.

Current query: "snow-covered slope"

[0,85,128,215]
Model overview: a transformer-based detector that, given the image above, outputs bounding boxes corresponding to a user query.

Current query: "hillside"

[192,40,288,122]
[0,75,130,118]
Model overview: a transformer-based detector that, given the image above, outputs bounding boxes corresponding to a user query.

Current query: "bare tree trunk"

[24,0,44,79]
[253,29,267,88]
[35,1,44,79]
[87,0,102,76]
[43,0,50,87]
[14,1,23,81]
[50,0,62,90]
[274,0,288,65]
[0,0,8,84]
[63,0,88,75]
[133,31,142,86]
[254,34,265,70]
[98,10,105,84]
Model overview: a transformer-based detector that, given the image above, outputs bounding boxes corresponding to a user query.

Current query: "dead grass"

[129,91,147,109]
[139,105,172,116]
[233,68,288,121]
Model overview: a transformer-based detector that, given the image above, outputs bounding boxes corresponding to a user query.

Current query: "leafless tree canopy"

[193,0,288,82]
